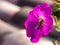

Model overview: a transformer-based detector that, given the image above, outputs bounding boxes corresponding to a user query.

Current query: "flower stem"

[52,40,58,45]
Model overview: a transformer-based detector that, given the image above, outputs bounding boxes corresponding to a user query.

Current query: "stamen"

[37,20,44,29]
[35,18,44,29]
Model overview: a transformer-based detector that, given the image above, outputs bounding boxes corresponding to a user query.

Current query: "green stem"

[52,40,58,45]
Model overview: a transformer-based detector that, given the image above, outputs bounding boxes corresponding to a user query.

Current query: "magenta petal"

[33,3,52,17]
[31,30,42,43]
[26,21,38,37]
[40,3,52,15]
[25,11,38,28]
[30,25,43,43]
[42,16,53,36]
[25,12,38,37]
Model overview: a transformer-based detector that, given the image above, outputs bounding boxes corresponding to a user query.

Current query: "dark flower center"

[33,14,44,29]
[35,18,44,29]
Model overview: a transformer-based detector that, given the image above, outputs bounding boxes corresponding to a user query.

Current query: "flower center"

[33,14,44,29]
[35,18,44,29]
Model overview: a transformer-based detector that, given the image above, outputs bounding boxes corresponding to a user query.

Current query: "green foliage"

[56,0,60,3]
[53,1,60,32]
[56,3,60,8]
[53,16,60,32]
[53,8,60,17]
[52,40,58,45]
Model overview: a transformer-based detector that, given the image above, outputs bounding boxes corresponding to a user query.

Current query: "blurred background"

[0,0,60,45]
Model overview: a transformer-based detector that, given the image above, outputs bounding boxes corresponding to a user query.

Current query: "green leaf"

[53,8,60,17]
[56,28,60,32]
[52,40,58,45]
[56,0,60,3]
[53,16,60,32]
[56,3,60,8]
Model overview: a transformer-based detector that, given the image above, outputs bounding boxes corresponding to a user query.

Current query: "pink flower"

[24,3,53,43]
